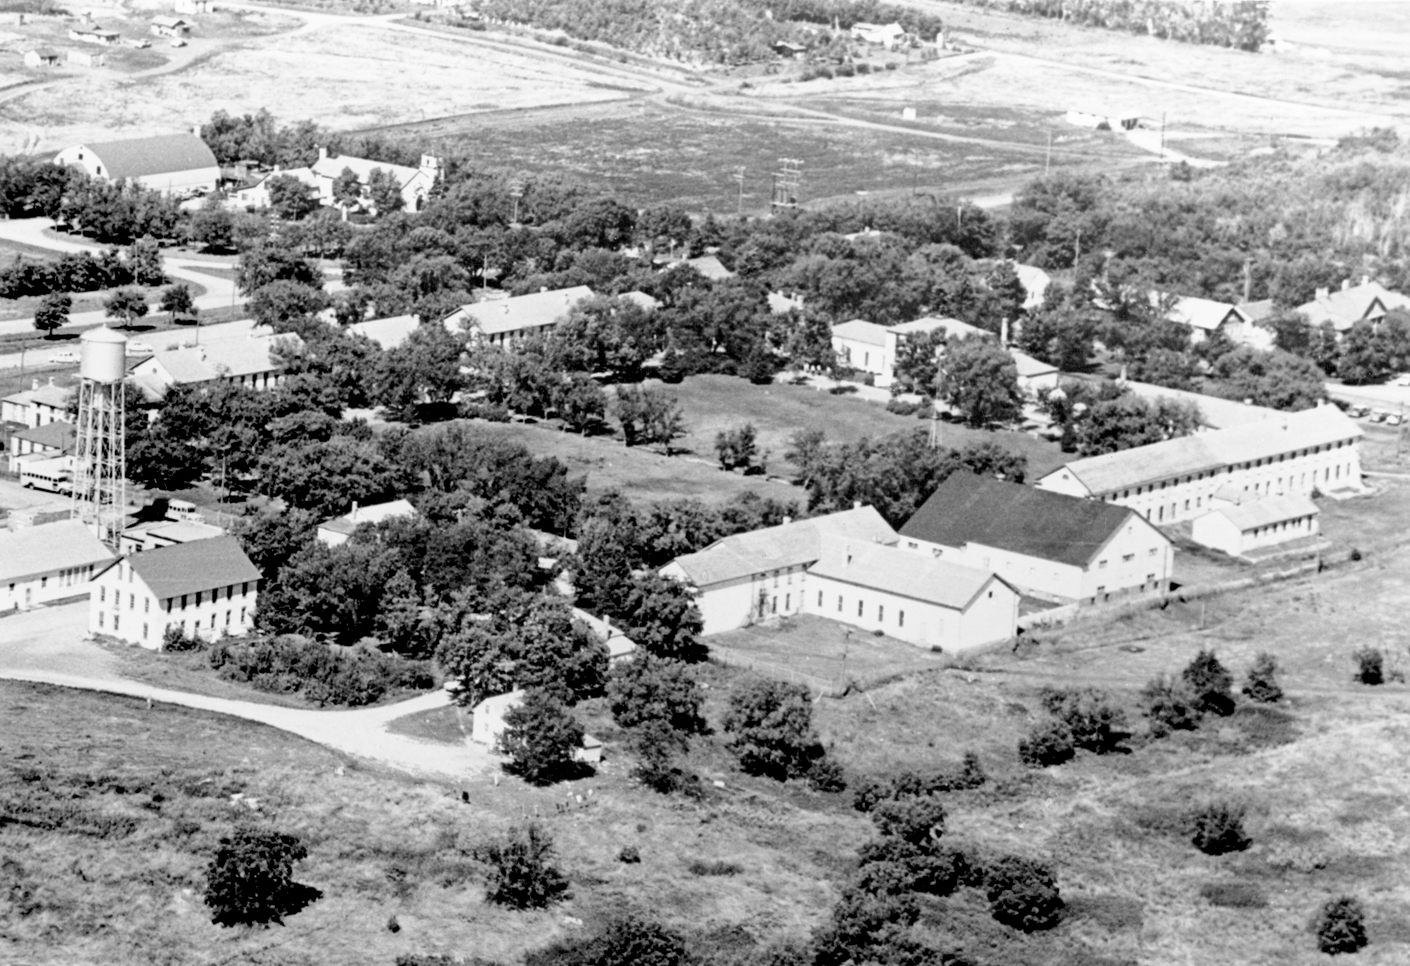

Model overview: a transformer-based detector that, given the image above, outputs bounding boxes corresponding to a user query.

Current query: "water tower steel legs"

[71,379,126,550]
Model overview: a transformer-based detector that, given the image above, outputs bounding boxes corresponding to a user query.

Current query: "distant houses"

[1294,279,1410,335]
[23,47,60,68]
[53,131,220,195]
[2,378,71,428]
[348,314,419,351]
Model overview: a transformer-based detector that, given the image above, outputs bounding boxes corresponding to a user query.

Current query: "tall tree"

[937,335,1023,428]
[104,287,149,328]
[32,292,70,339]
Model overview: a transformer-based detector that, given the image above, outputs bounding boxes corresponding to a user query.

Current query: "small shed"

[69,27,120,45]
[67,48,106,68]
[23,47,59,68]
[1190,495,1320,558]
[150,15,191,37]
[771,40,807,58]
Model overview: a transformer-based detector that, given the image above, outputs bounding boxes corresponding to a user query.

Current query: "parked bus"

[20,461,73,494]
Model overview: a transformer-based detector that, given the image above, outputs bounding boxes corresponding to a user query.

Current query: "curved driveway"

[0,601,495,782]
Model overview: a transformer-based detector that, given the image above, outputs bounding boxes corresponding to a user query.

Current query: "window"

[242,582,249,596]
[213,587,220,603]
[100,586,106,603]
[857,600,863,617]
[770,596,777,614]
[907,541,917,550]
[143,623,148,640]
[817,591,823,607]
[144,598,149,613]
[114,614,120,631]
[210,614,216,629]
[878,605,884,621]
[1148,548,1158,556]
[40,576,46,589]
[98,612,104,628]
[196,591,203,606]
[181,594,187,610]
[1098,560,1108,569]
[838,596,843,612]
[225,610,231,626]
[785,594,791,610]
[898,611,905,628]
[129,593,135,610]
[240,607,246,624]
[1147,573,1155,582]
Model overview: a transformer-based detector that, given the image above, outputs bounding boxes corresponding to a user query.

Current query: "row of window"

[97,609,245,637]
[1246,517,1313,539]
[1105,442,1354,500]
[820,590,906,627]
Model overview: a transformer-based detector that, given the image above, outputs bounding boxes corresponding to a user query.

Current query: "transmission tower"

[771,158,804,211]
[71,326,128,550]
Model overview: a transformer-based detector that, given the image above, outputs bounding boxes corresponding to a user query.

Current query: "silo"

[79,325,128,384]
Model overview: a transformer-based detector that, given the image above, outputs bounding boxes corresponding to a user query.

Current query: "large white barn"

[53,132,219,195]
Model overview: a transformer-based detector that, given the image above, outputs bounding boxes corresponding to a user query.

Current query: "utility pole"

[1045,130,1052,176]
[733,165,745,216]
[508,177,524,226]
[772,158,803,211]
[1160,112,1167,163]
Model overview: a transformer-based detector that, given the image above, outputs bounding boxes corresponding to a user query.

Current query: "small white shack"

[471,688,603,763]
[1190,495,1321,558]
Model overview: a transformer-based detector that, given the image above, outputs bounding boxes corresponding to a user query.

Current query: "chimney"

[539,286,548,293]
[47,376,54,386]
[1341,278,1351,292]
[191,124,201,138]
[1362,274,1370,286]
[317,145,327,162]
[351,500,358,522]
[782,515,793,526]
[1000,316,1009,346]
[1316,286,1329,300]
[845,543,853,565]
[853,500,862,509]
[1316,398,1326,407]
[31,378,38,390]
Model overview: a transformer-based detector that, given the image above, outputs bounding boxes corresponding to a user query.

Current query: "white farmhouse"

[310,148,441,213]
[0,520,115,612]
[1,377,72,428]
[89,536,261,648]
[315,499,418,547]
[830,316,985,389]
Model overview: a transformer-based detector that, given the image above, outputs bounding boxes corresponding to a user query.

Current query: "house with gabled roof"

[1163,295,1253,345]
[310,147,440,213]
[1295,279,1410,335]
[900,473,1172,605]
[1,520,115,612]
[1191,494,1321,559]
[89,535,261,648]
[316,498,417,547]
[444,286,595,347]
[2,377,72,428]
[348,314,418,351]
[830,316,985,388]
[53,131,219,195]
[129,332,303,394]
[661,505,898,635]
[1035,404,1363,524]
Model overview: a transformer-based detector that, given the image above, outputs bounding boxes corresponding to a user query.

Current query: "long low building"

[899,472,1173,605]
[444,286,595,347]
[1035,404,1362,525]
[0,519,115,612]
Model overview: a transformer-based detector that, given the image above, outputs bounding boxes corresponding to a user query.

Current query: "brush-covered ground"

[5,535,1410,964]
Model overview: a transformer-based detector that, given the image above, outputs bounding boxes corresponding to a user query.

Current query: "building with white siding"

[0,520,115,612]
[830,316,984,389]
[444,286,595,347]
[1191,495,1321,558]
[89,536,260,648]
[1,378,72,428]
[315,499,417,547]
[53,132,219,195]
[900,473,1172,605]
[1035,405,1363,525]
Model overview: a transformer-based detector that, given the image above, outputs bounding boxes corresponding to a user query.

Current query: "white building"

[1163,295,1262,346]
[660,505,898,635]
[129,333,303,395]
[471,688,602,762]
[348,314,418,351]
[0,520,115,612]
[89,536,261,648]
[1190,495,1321,558]
[315,499,417,547]
[851,22,906,47]
[1,378,71,428]
[805,537,1019,653]
[831,316,985,388]
[444,286,595,347]
[1011,349,1059,394]
[53,132,220,195]
[309,148,440,213]
[899,473,1173,605]
[119,519,224,554]
[1035,404,1363,525]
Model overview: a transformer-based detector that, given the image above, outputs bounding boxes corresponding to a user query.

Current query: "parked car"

[1348,405,1369,418]
[169,37,186,47]
[1371,409,1389,422]
[126,341,153,356]
[1387,412,1404,427]
[48,348,79,364]
[124,37,151,48]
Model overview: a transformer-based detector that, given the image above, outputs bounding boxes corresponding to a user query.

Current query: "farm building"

[53,132,219,194]
[69,26,120,45]
[1010,349,1059,394]
[899,473,1173,605]
[149,15,191,37]
[471,688,603,762]
[310,148,441,213]
[1117,379,1281,431]
[2,378,72,428]
[1190,494,1320,558]
[831,316,986,389]
[0,520,115,613]
[1014,264,1050,311]
[444,286,595,347]
[23,47,59,68]
[347,313,418,351]
[89,536,260,649]
[851,22,906,48]
[1035,404,1363,524]
[1160,295,1269,347]
[129,332,303,394]
[660,505,898,635]
[805,537,1019,653]
[676,254,735,281]
[66,49,105,68]
[315,499,417,547]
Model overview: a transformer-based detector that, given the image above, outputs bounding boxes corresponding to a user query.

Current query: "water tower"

[71,325,128,549]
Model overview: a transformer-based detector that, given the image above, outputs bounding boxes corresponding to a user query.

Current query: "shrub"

[984,855,1063,932]
[162,624,202,652]
[617,846,640,864]
[499,688,588,786]
[1353,647,1384,685]
[607,656,706,734]
[1039,687,1127,753]
[1141,673,1203,737]
[855,62,871,74]
[885,398,919,416]
[855,838,973,898]
[722,676,824,781]
[1316,896,1369,955]
[850,753,986,811]
[1242,651,1284,703]
[687,859,741,876]
[1018,720,1076,767]
[629,720,700,797]
[812,884,920,966]
[1182,648,1235,715]
[208,635,433,707]
[1190,802,1251,855]
[807,754,848,793]
[871,793,946,849]
[1199,881,1267,908]
[204,824,321,927]
[475,823,569,910]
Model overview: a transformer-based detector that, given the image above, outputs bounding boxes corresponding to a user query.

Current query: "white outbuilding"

[1190,495,1321,558]
[0,519,115,612]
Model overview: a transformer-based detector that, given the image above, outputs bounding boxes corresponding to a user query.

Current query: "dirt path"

[0,602,496,782]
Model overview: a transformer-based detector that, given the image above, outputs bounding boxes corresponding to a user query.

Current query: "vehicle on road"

[169,37,186,47]
[1371,409,1389,422]
[126,341,153,356]
[1347,405,1368,417]
[48,349,79,365]
[20,462,73,494]
[1387,412,1404,427]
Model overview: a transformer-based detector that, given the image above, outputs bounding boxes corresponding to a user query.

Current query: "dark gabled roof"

[121,535,260,600]
[13,420,75,452]
[899,472,1144,568]
[81,133,218,181]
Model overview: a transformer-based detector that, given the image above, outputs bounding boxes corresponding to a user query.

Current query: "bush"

[629,720,701,798]
[871,794,946,849]
[1018,720,1076,767]
[1182,648,1235,715]
[1316,896,1369,955]
[1353,647,1384,685]
[850,753,986,812]
[476,823,570,910]
[807,754,847,793]
[1039,687,1128,753]
[617,846,640,864]
[722,677,824,781]
[885,398,919,416]
[1198,881,1267,908]
[1242,651,1284,703]
[162,624,202,652]
[525,913,690,966]
[607,655,707,734]
[499,688,588,786]
[204,824,321,927]
[1190,802,1251,855]
[1141,673,1203,737]
[984,855,1063,932]
[208,635,433,707]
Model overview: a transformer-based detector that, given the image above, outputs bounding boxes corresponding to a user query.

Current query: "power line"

[772,157,803,211]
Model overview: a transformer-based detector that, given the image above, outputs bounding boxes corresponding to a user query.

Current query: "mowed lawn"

[660,374,1067,481]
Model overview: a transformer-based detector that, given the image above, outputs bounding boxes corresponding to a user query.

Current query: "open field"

[662,374,1067,480]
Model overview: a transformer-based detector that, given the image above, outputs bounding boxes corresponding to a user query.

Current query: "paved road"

[0,601,496,782]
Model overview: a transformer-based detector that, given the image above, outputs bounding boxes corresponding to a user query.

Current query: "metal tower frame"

[72,378,126,550]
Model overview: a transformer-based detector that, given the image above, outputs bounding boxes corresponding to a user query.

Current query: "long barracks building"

[1035,404,1363,525]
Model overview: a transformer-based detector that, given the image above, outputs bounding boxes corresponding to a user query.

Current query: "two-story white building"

[1035,404,1363,525]
[830,316,985,388]
[1,378,72,428]
[89,536,260,648]
[899,472,1173,605]
[444,287,596,348]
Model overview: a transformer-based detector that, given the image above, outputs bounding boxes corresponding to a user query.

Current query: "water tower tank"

[79,325,128,384]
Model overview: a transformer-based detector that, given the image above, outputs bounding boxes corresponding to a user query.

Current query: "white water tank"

[80,325,128,384]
